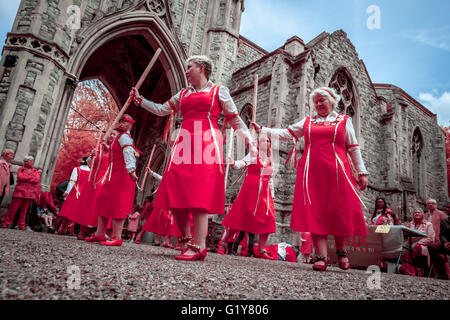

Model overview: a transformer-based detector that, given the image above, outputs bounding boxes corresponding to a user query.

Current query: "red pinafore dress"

[153,85,225,214]
[66,147,110,226]
[290,115,367,237]
[96,132,136,219]
[143,207,182,237]
[221,158,276,234]
[59,167,89,218]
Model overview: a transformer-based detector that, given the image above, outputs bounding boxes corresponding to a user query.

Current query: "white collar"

[314,110,338,121]
[80,165,90,171]
[187,80,214,92]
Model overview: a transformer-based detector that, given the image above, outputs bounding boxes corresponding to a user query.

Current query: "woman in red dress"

[222,133,276,259]
[57,156,91,235]
[130,55,256,261]
[253,87,369,271]
[85,115,139,246]
[66,132,116,239]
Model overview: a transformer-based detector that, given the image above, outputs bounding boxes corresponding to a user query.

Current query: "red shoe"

[175,243,207,261]
[217,241,227,255]
[312,256,328,271]
[135,239,141,244]
[85,234,106,243]
[99,238,123,247]
[336,250,351,270]
[163,243,174,249]
[177,236,192,253]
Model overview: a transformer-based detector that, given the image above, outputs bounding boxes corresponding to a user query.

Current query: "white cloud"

[418,91,450,126]
[399,25,450,52]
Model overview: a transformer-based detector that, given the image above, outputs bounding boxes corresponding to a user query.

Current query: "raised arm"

[255,118,306,142]
[131,87,180,117]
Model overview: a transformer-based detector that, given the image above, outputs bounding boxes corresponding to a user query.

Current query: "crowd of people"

[0,55,448,280]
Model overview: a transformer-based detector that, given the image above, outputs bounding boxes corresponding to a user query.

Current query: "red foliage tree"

[51,80,118,191]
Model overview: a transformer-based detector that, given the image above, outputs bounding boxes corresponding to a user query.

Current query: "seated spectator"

[268,242,299,262]
[428,204,450,280]
[370,197,399,225]
[400,208,435,276]
[1,156,40,230]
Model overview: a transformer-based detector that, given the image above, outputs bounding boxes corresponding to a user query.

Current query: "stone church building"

[0,0,448,242]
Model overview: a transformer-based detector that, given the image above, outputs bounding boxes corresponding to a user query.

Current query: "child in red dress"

[222,133,276,259]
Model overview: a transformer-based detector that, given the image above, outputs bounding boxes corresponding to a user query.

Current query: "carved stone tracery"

[329,69,356,118]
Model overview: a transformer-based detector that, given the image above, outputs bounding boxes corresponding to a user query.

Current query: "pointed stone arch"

[41,11,188,188]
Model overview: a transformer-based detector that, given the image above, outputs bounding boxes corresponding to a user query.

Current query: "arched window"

[329,68,357,117]
[240,103,253,128]
[411,127,424,198]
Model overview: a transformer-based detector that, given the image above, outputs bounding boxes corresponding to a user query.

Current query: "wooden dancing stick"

[102,48,162,143]
[88,133,102,182]
[139,144,156,192]
[224,127,235,190]
[252,74,258,123]
[92,144,103,189]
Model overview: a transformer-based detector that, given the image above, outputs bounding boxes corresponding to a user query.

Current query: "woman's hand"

[250,122,261,134]
[226,157,235,167]
[129,171,138,182]
[358,175,368,191]
[130,87,143,106]
[145,167,152,174]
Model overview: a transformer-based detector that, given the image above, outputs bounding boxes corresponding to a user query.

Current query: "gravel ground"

[0,228,448,301]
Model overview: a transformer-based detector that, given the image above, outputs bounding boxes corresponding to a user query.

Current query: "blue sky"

[240,0,450,126]
[1,0,449,125]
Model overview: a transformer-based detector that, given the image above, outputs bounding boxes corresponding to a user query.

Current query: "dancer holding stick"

[130,55,256,261]
[85,114,140,246]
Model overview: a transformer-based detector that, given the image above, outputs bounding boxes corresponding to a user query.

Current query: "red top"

[12,166,41,199]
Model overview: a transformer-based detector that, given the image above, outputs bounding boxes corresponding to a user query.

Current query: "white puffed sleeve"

[345,119,368,175]
[219,86,254,146]
[65,167,78,194]
[140,90,182,116]
[118,132,137,173]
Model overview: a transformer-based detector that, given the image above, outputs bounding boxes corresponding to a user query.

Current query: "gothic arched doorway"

[41,12,188,194]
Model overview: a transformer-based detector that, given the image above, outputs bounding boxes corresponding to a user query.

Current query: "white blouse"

[140,81,254,146]
[65,165,90,194]
[262,111,368,175]
[119,131,137,174]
